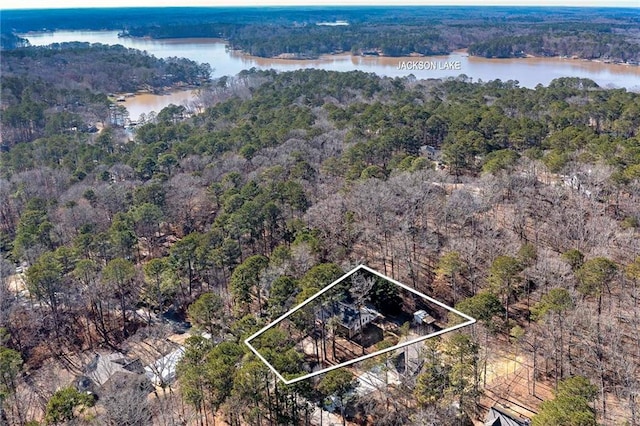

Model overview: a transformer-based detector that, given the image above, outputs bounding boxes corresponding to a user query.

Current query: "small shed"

[413,310,435,326]
[413,310,438,334]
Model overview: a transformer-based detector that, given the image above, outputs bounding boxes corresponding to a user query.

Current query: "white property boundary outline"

[244,264,476,384]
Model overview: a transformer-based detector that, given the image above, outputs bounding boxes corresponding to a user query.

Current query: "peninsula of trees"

[1,43,211,145]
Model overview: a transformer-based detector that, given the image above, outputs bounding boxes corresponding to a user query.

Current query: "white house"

[144,347,186,387]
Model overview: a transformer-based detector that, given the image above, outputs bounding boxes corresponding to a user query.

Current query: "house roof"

[484,406,530,426]
[320,302,381,330]
[85,352,143,387]
[337,302,360,328]
[414,310,436,324]
[144,347,186,387]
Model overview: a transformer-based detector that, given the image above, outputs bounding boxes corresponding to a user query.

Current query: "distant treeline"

[125,21,640,62]
[2,7,640,61]
[126,23,457,57]
[468,26,640,61]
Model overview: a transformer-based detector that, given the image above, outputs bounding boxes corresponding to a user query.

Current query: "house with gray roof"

[318,302,382,339]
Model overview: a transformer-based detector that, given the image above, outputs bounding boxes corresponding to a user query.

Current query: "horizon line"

[3,4,639,11]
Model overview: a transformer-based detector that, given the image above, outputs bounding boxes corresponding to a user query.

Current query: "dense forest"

[1,47,640,425]
[3,7,640,61]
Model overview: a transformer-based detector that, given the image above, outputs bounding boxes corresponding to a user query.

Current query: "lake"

[115,91,200,123]
[24,30,640,119]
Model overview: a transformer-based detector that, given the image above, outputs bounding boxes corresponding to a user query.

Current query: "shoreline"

[21,30,639,68]
[111,46,638,104]
[25,31,638,92]
[109,86,202,121]
[231,44,638,68]
[110,84,200,101]
[106,32,640,68]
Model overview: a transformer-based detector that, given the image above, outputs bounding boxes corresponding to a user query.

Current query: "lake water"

[116,91,200,123]
[24,30,640,119]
